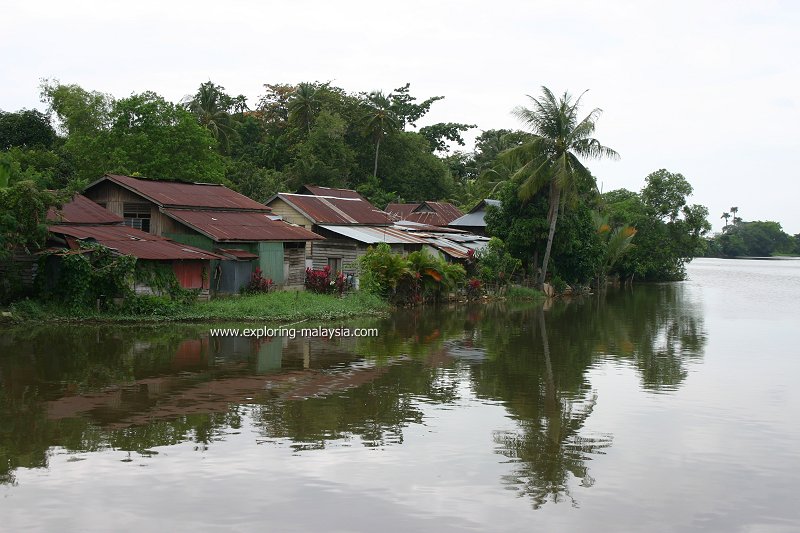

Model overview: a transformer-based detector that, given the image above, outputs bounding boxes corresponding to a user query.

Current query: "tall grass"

[505,285,545,301]
[8,291,388,323]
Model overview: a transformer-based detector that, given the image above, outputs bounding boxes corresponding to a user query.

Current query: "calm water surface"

[1,258,799,532]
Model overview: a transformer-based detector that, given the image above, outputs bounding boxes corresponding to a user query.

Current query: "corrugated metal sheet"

[162,209,323,242]
[448,211,487,228]
[394,220,466,234]
[298,185,365,199]
[47,194,123,225]
[277,193,392,225]
[97,174,270,211]
[318,225,430,244]
[216,248,259,260]
[49,225,224,261]
[386,201,463,227]
[385,203,420,219]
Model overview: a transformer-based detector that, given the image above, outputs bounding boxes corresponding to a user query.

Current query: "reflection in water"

[0,283,705,510]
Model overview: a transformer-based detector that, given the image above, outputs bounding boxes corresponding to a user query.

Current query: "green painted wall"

[258,242,284,284]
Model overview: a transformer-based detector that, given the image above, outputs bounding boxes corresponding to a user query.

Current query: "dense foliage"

[305,266,347,295]
[707,220,798,257]
[358,243,466,305]
[602,170,711,281]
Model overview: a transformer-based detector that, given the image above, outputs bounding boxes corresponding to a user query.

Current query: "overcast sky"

[4,0,799,233]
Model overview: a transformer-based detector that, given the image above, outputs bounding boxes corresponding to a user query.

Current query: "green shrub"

[358,243,467,305]
[120,295,182,316]
[505,285,544,301]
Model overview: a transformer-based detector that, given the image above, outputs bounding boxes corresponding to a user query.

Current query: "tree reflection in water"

[0,283,705,506]
[471,283,705,507]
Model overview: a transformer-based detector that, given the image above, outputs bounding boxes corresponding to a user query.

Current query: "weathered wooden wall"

[266,198,315,257]
[284,246,306,287]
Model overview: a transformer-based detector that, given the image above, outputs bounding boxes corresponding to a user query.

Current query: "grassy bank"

[504,285,546,301]
[6,291,389,324]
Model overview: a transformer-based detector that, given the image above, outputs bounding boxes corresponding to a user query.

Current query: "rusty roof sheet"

[385,203,420,219]
[49,225,224,261]
[277,193,392,225]
[216,248,259,260]
[93,174,271,211]
[47,194,123,225]
[298,185,366,199]
[163,209,323,242]
[385,201,463,226]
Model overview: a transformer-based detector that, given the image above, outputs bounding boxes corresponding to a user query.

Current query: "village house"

[267,185,490,276]
[81,174,323,291]
[448,199,501,236]
[385,201,464,227]
[46,193,224,297]
[266,185,421,273]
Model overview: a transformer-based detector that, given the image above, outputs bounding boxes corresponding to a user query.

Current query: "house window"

[123,203,151,232]
[327,257,342,274]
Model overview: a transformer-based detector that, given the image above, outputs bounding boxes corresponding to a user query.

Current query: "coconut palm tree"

[288,83,320,134]
[730,206,739,225]
[721,211,731,230]
[502,87,618,286]
[182,82,234,151]
[363,91,399,178]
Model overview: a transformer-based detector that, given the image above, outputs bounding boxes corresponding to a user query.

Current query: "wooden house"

[448,199,501,236]
[46,194,224,297]
[266,187,424,272]
[82,174,323,291]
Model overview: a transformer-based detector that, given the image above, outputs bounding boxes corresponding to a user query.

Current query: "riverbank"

[4,291,390,324]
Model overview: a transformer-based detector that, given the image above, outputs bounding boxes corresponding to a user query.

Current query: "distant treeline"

[5,81,776,290]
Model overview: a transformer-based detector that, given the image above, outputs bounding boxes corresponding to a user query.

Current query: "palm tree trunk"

[373,136,381,177]
[538,186,561,286]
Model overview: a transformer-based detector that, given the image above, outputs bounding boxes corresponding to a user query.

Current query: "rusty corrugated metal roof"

[276,193,392,225]
[298,184,366,200]
[216,248,259,260]
[163,209,323,242]
[385,203,420,219]
[386,201,464,226]
[93,174,271,211]
[47,194,123,225]
[48,225,224,260]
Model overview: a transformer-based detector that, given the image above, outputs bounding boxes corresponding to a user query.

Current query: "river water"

[1,258,799,532]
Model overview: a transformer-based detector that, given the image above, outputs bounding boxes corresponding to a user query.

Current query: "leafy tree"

[418,122,476,153]
[0,180,61,259]
[502,87,618,286]
[641,169,693,221]
[716,221,794,257]
[486,179,603,285]
[377,132,453,201]
[602,175,710,281]
[42,83,226,183]
[40,81,113,136]
[0,109,56,150]
[225,161,288,204]
[286,110,356,188]
[386,83,443,128]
